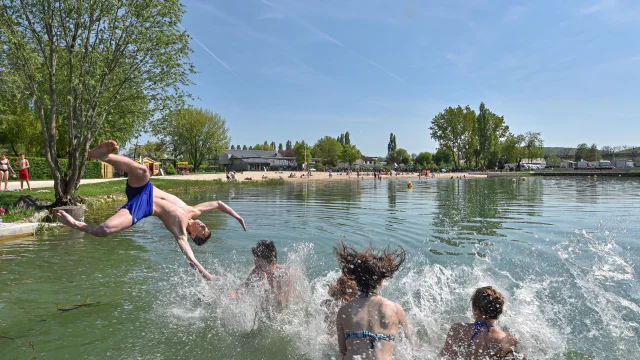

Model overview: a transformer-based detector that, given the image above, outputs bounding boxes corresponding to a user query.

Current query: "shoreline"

[161,170,488,183]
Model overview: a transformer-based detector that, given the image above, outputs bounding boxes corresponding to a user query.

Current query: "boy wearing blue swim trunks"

[56,140,247,280]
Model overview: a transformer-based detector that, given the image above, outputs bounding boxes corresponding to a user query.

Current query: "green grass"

[0,177,285,223]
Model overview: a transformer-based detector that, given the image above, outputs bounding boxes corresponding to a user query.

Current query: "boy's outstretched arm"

[193,201,247,231]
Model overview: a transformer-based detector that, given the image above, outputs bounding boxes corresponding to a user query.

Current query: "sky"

[167,0,640,156]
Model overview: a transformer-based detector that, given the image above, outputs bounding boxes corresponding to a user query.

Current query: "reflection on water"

[0,177,639,359]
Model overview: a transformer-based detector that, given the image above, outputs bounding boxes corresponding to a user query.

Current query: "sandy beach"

[162,170,487,183]
[0,171,487,191]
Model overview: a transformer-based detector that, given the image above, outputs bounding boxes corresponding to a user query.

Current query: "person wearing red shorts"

[17,153,31,190]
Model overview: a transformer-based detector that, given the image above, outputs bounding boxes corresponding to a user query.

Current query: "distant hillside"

[544,147,575,157]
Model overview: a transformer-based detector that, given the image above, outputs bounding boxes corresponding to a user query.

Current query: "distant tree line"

[429,103,544,170]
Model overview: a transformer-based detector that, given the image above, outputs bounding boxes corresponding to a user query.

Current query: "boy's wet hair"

[252,240,277,262]
[471,286,505,320]
[328,275,357,302]
[190,231,211,246]
[333,241,405,295]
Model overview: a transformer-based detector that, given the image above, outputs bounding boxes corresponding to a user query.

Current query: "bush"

[165,163,177,175]
[7,157,102,180]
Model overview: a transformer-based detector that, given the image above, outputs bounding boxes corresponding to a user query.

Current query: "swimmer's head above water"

[471,286,504,320]
[328,275,357,303]
[187,219,212,246]
[252,240,277,269]
[334,241,406,296]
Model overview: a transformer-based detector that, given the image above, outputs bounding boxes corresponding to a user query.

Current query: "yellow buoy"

[593,175,597,180]
[407,181,413,189]
[512,178,516,184]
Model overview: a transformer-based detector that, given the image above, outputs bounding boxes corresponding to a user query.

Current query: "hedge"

[6,156,102,180]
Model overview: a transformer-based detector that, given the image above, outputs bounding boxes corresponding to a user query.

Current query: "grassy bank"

[0,178,285,223]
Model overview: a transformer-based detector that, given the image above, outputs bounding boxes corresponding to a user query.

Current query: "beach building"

[142,157,161,176]
[218,149,296,171]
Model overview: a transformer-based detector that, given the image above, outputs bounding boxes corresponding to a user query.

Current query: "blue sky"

[169,0,640,156]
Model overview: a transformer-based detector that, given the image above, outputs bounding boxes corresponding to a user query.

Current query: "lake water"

[1,177,639,359]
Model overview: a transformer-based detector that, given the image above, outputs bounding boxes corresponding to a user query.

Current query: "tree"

[414,152,433,169]
[588,143,599,161]
[559,147,574,160]
[236,144,241,150]
[340,144,362,168]
[344,131,351,145]
[387,133,397,153]
[286,140,292,150]
[474,102,508,168]
[1,0,194,205]
[574,143,589,161]
[502,133,526,169]
[243,145,248,150]
[270,141,276,151]
[337,133,345,146]
[230,145,235,150]
[386,148,410,166]
[433,148,453,167]
[600,145,615,161]
[136,141,167,160]
[430,105,475,169]
[0,95,43,156]
[278,143,283,153]
[293,141,311,169]
[157,107,229,171]
[312,136,343,167]
[249,146,253,150]
[523,131,544,163]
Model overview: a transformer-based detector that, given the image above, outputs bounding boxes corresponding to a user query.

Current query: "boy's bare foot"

[88,140,119,161]
[56,210,77,228]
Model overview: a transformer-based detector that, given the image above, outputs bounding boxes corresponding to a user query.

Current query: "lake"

[1,177,639,359]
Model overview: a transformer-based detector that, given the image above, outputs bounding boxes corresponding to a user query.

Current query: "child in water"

[334,241,411,360]
[322,275,357,336]
[440,286,526,359]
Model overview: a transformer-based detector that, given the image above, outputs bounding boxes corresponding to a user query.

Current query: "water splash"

[149,231,638,359]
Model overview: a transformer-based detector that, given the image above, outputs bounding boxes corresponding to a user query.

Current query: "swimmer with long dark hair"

[440,286,526,359]
[334,241,411,360]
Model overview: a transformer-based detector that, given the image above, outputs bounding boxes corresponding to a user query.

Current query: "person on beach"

[17,153,31,190]
[440,286,526,360]
[233,240,295,305]
[0,153,16,191]
[56,141,247,280]
[334,241,411,360]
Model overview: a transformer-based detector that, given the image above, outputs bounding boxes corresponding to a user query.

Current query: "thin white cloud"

[261,0,404,82]
[180,25,242,80]
[258,11,285,20]
[504,5,528,21]
[577,0,640,23]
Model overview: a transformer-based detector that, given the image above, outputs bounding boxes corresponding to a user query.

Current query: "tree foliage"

[312,136,343,167]
[430,103,539,170]
[429,105,474,169]
[574,143,589,162]
[293,141,311,168]
[414,152,433,169]
[135,141,167,161]
[155,107,229,171]
[340,144,361,168]
[387,133,397,153]
[0,0,194,204]
[344,131,351,145]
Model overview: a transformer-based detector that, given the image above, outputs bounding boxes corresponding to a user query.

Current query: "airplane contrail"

[180,24,242,80]
[261,0,403,82]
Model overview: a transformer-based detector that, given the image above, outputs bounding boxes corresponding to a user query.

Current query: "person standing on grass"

[17,153,31,190]
[56,140,247,280]
[0,153,16,191]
